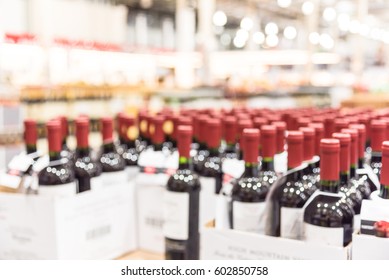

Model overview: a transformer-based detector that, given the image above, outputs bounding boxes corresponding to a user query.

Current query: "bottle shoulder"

[74,156,102,177]
[231,175,270,202]
[122,147,139,166]
[279,180,310,208]
[167,169,201,192]
[38,160,75,185]
[198,155,222,176]
[100,151,125,172]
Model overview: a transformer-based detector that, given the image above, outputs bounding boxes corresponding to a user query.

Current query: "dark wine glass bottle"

[194,115,210,172]
[23,119,40,174]
[223,116,238,159]
[164,125,201,260]
[300,127,320,188]
[38,120,76,196]
[378,141,389,199]
[121,115,140,168]
[230,128,269,234]
[258,125,277,185]
[58,116,75,166]
[369,120,386,183]
[74,118,102,192]
[303,139,354,247]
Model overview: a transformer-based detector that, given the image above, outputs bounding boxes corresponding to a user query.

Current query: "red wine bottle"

[300,127,320,186]
[194,115,210,172]
[223,116,238,158]
[164,126,201,260]
[259,125,277,182]
[378,141,389,199]
[24,119,38,155]
[303,139,354,247]
[38,120,76,196]
[309,122,324,158]
[333,132,362,218]
[121,115,139,167]
[324,115,335,138]
[278,131,314,239]
[74,118,102,192]
[272,121,286,154]
[138,110,150,146]
[230,128,268,233]
[350,124,366,168]
[237,119,253,160]
[58,116,74,165]
[369,120,386,182]
[149,115,167,152]
[99,117,126,173]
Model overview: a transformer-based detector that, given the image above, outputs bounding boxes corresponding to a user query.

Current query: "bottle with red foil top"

[259,125,277,183]
[24,119,38,155]
[369,120,386,181]
[278,131,315,239]
[121,114,140,167]
[272,121,287,174]
[149,115,168,152]
[230,129,269,234]
[378,141,389,199]
[58,116,75,167]
[324,116,335,138]
[193,115,210,172]
[138,110,150,146]
[223,116,238,158]
[99,117,126,173]
[303,139,354,247]
[74,118,102,192]
[237,119,253,160]
[164,126,201,260]
[349,124,366,168]
[300,127,320,186]
[38,120,76,196]
[332,133,362,223]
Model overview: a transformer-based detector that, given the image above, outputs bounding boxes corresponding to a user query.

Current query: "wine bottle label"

[281,207,305,240]
[215,194,231,229]
[199,177,217,227]
[304,223,344,247]
[232,201,266,233]
[90,176,103,191]
[163,191,189,240]
[100,170,127,187]
[274,151,288,174]
[125,166,139,180]
[354,214,361,232]
[39,182,77,197]
[222,158,244,179]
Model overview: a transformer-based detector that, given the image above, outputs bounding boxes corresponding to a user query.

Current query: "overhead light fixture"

[283,26,297,40]
[277,0,291,8]
[213,10,227,27]
[337,13,350,31]
[349,20,360,34]
[359,24,370,37]
[320,33,334,49]
[240,17,254,31]
[233,36,246,48]
[253,31,265,44]
[265,22,279,35]
[302,1,314,16]
[323,7,336,22]
[236,29,250,42]
[266,34,279,47]
[220,33,231,46]
[309,32,320,45]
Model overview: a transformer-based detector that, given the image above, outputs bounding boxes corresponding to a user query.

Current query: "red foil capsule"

[242,128,260,164]
[287,131,303,169]
[24,119,37,146]
[320,139,340,181]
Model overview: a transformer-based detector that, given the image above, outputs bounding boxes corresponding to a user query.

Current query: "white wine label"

[90,176,104,191]
[304,223,344,247]
[222,158,244,179]
[274,152,287,174]
[354,214,361,232]
[39,182,77,197]
[281,207,304,240]
[100,170,127,187]
[163,191,189,240]
[199,177,217,227]
[215,194,231,229]
[126,166,139,181]
[233,201,266,234]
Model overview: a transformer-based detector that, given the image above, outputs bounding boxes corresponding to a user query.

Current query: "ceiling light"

[323,7,336,22]
[236,29,249,41]
[337,13,350,31]
[253,32,265,44]
[265,22,279,35]
[283,26,297,40]
[349,20,360,34]
[266,34,279,47]
[302,1,314,16]
[309,32,320,45]
[240,17,254,31]
[213,11,227,27]
[277,0,291,8]
[233,36,246,48]
[359,24,370,37]
[320,33,334,49]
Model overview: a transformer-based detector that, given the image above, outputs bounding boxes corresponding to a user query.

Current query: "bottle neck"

[350,164,357,179]
[287,168,303,181]
[371,153,382,164]
[103,141,115,153]
[154,142,163,151]
[243,162,259,177]
[208,147,219,157]
[261,157,274,171]
[320,179,339,193]
[358,158,364,169]
[379,185,389,199]
[178,156,191,170]
[126,139,136,149]
[224,142,236,153]
[49,150,61,161]
[76,146,90,158]
[340,171,350,185]
[62,138,68,150]
[26,144,37,154]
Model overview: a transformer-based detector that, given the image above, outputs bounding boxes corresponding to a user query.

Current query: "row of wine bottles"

[17,106,389,260]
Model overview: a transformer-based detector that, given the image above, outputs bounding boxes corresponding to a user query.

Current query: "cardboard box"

[0,184,137,259]
[352,233,389,259]
[200,227,351,260]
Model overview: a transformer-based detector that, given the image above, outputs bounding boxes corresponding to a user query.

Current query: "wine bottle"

[259,125,277,183]
[230,128,268,234]
[332,132,362,223]
[74,118,102,192]
[194,115,210,172]
[223,116,238,159]
[369,120,386,181]
[299,127,320,188]
[24,119,38,156]
[164,126,201,260]
[38,120,77,196]
[58,116,74,165]
[303,139,354,247]
[99,117,126,178]
[334,118,350,133]
[378,141,389,199]
[324,115,335,138]
[237,119,253,160]
[121,114,140,168]
[279,131,313,239]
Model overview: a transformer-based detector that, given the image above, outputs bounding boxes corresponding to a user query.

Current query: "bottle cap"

[371,120,386,152]
[242,128,260,163]
[150,116,165,145]
[179,116,192,127]
[224,116,237,144]
[198,115,210,144]
[350,124,366,160]
[123,115,138,140]
[272,121,286,153]
[47,120,62,152]
[297,117,310,128]
[253,117,268,130]
[58,116,68,141]
[324,116,335,138]
[177,125,192,158]
[381,141,389,185]
[308,122,324,156]
[24,119,37,145]
[332,133,351,173]
[300,127,315,161]
[101,117,113,142]
[76,118,89,148]
[261,125,276,158]
[206,119,222,149]
[320,138,340,181]
[334,118,350,132]
[287,131,303,169]
[341,128,358,167]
